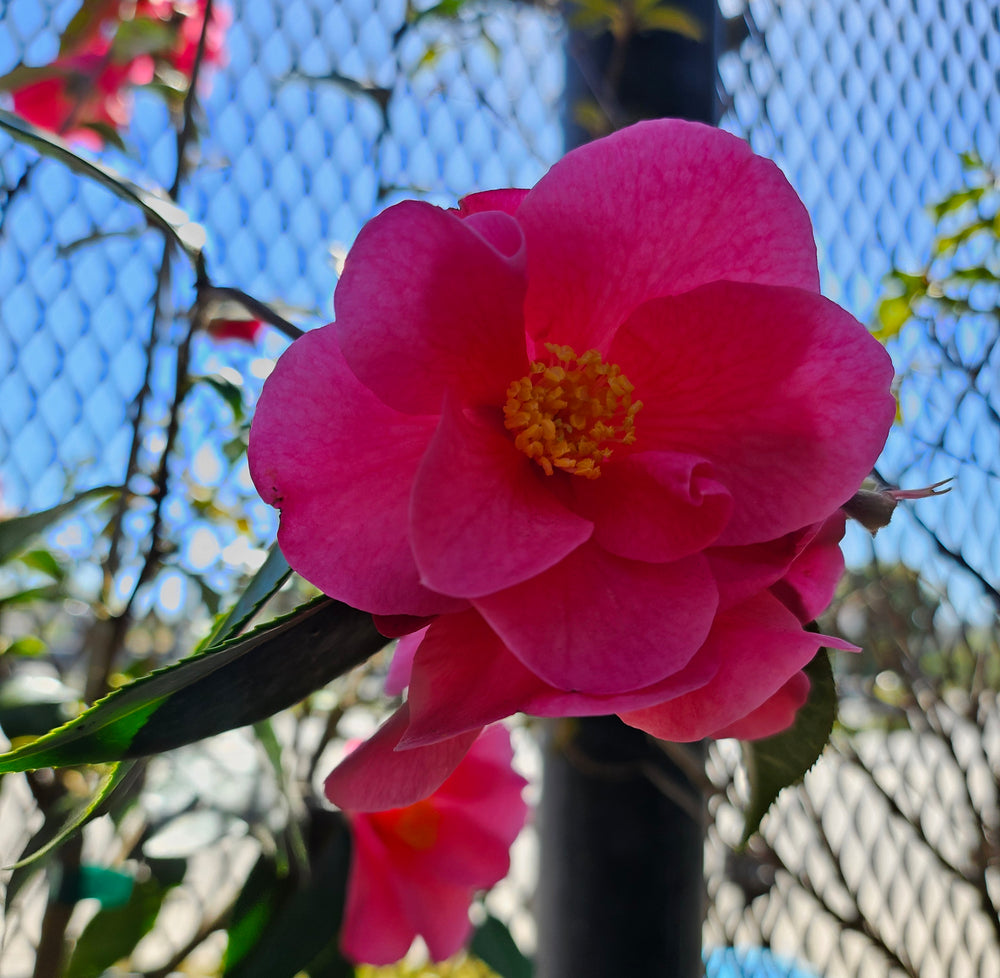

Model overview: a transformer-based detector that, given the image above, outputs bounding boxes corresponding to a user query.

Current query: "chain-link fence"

[1,0,998,975]
[709,2,1000,975]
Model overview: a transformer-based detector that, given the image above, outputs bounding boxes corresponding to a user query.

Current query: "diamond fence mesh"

[1,0,998,975]
[708,1,1000,976]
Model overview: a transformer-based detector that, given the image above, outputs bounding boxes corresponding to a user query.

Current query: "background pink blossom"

[338,724,529,965]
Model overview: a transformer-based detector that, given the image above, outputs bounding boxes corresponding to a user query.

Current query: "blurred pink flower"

[10,0,229,147]
[11,37,143,148]
[338,724,528,965]
[250,119,895,809]
[135,0,230,76]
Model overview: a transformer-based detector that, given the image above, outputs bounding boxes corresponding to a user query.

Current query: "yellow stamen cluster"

[503,343,641,479]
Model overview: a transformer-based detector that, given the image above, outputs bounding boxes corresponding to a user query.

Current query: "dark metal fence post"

[537,3,719,976]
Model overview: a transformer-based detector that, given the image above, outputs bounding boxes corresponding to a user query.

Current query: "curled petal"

[572,452,733,563]
[335,200,528,414]
[384,627,428,696]
[324,705,481,811]
[457,189,529,216]
[769,511,846,623]
[611,281,896,544]
[619,593,831,741]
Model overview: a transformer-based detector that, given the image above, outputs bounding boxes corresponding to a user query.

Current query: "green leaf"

[412,0,469,21]
[0,109,206,259]
[0,583,63,607]
[635,4,704,40]
[931,185,986,220]
[78,120,128,152]
[0,486,120,564]
[5,762,142,870]
[0,673,77,738]
[225,810,351,978]
[2,635,47,658]
[18,548,66,581]
[58,0,113,56]
[740,647,836,845]
[64,877,166,978]
[111,17,176,60]
[196,373,246,423]
[0,64,62,93]
[0,597,383,772]
[470,913,534,978]
[199,543,291,649]
[872,294,913,341]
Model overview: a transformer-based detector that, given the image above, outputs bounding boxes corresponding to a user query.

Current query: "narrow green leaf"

[200,543,291,649]
[0,583,63,607]
[0,486,120,564]
[18,548,66,581]
[0,597,383,772]
[0,673,76,738]
[470,913,534,978]
[740,648,836,845]
[225,811,351,978]
[0,64,60,93]
[931,185,986,220]
[5,762,142,870]
[0,109,206,259]
[78,120,128,152]
[197,373,246,423]
[2,635,47,658]
[64,877,166,978]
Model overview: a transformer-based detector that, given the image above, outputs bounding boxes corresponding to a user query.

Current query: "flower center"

[374,798,441,851]
[503,343,641,479]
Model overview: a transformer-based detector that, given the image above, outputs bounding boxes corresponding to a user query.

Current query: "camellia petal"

[324,705,482,812]
[401,609,724,748]
[769,511,847,623]
[571,451,733,563]
[384,628,427,696]
[619,593,836,741]
[710,670,812,740]
[611,281,896,544]
[457,188,529,216]
[341,816,420,966]
[248,327,462,617]
[474,544,718,695]
[410,399,593,597]
[334,200,529,414]
[517,118,821,353]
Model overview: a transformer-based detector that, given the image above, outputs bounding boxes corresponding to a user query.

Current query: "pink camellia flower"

[249,119,895,811]
[338,724,528,965]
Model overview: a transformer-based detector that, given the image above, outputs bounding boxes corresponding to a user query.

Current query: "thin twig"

[199,285,304,340]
